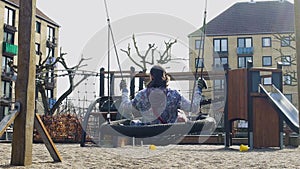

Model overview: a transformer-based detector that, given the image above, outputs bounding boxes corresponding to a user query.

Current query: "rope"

[190,0,208,113]
[103,0,124,80]
[104,0,125,124]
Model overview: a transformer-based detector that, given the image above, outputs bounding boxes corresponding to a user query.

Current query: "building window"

[36,21,41,33]
[46,69,54,83]
[35,43,41,55]
[281,56,291,66]
[3,31,14,44]
[281,37,291,47]
[283,75,292,85]
[4,7,15,26]
[46,47,55,58]
[238,37,252,48]
[47,26,55,42]
[263,77,272,85]
[284,94,292,103]
[46,89,54,98]
[213,57,228,67]
[238,56,252,68]
[0,106,10,120]
[195,58,204,68]
[262,37,271,47]
[262,56,272,66]
[195,39,204,49]
[213,38,228,53]
[213,79,225,90]
[2,56,13,74]
[1,80,12,99]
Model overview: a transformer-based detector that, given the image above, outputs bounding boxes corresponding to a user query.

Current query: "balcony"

[212,64,226,70]
[3,42,18,56]
[4,24,17,33]
[0,95,12,106]
[236,47,254,55]
[214,51,228,57]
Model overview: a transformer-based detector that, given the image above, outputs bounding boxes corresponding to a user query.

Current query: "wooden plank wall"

[253,96,279,148]
[227,69,248,121]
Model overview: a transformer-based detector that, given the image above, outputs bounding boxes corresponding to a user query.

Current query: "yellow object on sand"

[239,144,249,152]
[149,144,157,150]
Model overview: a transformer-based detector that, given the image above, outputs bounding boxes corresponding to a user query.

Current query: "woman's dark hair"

[146,65,170,88]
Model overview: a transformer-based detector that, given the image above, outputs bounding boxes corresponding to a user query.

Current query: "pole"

[11,0,36,165]
[190,0,207,113]
[294,0,300,136]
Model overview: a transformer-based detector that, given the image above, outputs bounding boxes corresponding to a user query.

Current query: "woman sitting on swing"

[119,65,207,125]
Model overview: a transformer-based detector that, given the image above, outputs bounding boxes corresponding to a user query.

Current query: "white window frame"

[281,56,291,66]
[195,58,204,68]
[238,56,252,68]
[213,38,228,52]
[281,37,291,47]
[262,56,272,66]
[213,79,225,90]
[263,77,272,85]
[213,57,228,67]
[283,75,292,85]
[4,7,15,26]
[238,37,252,48]
[195,39,204,49]
[262,37,271,47]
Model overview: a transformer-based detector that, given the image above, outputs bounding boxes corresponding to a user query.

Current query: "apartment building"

[0,0,59,120]
[189,0,297,107]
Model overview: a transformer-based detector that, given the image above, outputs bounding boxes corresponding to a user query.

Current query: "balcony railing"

[236,47,254,55]
[214,51,228,57]
[3,42,18,56]
[4,24,17,33]
[212,64,227,70]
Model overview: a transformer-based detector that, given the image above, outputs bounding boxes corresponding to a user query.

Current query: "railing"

[3,42,18,56]
[236,47,254,55]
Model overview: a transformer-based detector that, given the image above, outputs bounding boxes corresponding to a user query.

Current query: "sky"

[35,0,294,99]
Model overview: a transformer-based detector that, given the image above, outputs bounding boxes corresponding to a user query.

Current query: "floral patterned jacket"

[119,87,202,124]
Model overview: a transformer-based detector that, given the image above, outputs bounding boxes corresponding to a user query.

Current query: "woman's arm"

[119,81,134,119]
[179,88,202,113]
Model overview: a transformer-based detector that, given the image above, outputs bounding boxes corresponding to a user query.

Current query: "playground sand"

[0,143,300,169]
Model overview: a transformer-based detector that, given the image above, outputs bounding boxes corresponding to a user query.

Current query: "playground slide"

[259,84,299,133]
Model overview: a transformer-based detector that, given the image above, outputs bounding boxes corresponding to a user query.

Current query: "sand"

[0,143,299,169]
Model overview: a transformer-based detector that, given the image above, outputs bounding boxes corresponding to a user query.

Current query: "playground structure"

[225,61,299,149]
[80,67,225,146]
[80,62,300,148]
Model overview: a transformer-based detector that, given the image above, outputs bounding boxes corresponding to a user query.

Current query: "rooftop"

[189,1,294,37]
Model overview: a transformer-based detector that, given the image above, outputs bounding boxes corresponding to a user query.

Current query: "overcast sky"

[35,0,294,97]
[36,0,293,63]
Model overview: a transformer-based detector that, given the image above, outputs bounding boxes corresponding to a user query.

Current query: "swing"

[80,0,215,146]
[99,115,216,139]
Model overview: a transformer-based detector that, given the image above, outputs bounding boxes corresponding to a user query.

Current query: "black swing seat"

[99,115,216,139]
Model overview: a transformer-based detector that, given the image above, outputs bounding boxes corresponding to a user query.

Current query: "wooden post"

[295,0,300,136]
[11,0,36,166]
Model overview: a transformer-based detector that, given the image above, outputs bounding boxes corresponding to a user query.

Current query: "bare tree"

[120,34,178,72]
[273,33,297,86]
[11,47,90,115]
